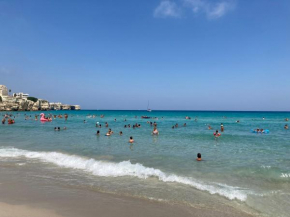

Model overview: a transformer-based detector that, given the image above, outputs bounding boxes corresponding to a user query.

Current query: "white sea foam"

[0,147,248,201]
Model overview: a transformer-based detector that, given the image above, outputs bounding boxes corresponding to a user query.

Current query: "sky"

[0,0,289,111]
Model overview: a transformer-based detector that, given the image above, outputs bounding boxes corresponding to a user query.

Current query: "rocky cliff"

[0,97,80,111]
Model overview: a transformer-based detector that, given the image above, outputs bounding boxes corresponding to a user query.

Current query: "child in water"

[214,130,221,137]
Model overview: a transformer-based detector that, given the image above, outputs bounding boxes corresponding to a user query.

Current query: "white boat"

[147,101,152,112]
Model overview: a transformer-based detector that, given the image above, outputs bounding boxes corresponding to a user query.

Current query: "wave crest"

[0,147,248,201]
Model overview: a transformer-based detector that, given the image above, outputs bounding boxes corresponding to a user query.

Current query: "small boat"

[141,116,151,119]
[147,101,152,112]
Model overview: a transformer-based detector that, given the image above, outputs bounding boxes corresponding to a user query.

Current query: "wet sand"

[0,167,256,217]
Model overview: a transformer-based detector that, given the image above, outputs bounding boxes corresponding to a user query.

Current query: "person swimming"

[129,136,134,143]
[119,131,123,135]
[214,130,221,137]
[183,123,186,127]
[96,130,100,136]
[285,124,288,130]
[197,153,202,161]
[106,128,113,136]
[208,125,212,130]
[8,119,15,124]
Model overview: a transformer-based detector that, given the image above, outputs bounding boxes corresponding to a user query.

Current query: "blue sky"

[0,0,289,110]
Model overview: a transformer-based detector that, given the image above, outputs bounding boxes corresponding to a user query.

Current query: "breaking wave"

[0,147,248,201]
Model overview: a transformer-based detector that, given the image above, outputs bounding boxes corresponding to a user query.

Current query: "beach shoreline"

[0,166,256,217]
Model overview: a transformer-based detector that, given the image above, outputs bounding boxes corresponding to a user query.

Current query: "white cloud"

[154,1,181,18]
[155,0,235,19]
[183,0,205,13]
[205,1,234,19]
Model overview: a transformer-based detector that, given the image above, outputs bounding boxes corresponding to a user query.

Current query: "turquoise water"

[1,110,290,216]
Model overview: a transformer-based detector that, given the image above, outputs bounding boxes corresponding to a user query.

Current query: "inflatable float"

[8,119,15,124]
[213,132,221,137]
[40,113,51,122]
[251,129,269,134]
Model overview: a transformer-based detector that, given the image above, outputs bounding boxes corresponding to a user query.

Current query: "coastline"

[0,166,256,217]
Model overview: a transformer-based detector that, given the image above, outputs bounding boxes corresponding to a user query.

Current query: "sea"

[0,110,290,216]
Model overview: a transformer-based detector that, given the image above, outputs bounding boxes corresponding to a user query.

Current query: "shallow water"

[1,110,290,216]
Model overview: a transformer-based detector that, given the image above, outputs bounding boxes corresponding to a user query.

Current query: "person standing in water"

[152,127,159,135]
[221,123,224,132]
[129,136,134,143]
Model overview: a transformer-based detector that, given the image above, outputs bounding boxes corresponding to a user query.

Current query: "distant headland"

[0,85,80,111]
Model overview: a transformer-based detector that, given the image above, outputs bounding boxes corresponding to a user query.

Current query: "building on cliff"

[0,85,8,97]
[13,92,29,98]
[0,85,81,111]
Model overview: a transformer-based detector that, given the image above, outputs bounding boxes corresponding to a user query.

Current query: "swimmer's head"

[197,153,201,158]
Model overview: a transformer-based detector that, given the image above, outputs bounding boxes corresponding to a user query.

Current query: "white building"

[50,102,62,110]
[13,92,29,98]
[0,85,8,97]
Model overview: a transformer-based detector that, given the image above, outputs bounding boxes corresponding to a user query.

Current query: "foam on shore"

[0,147,248,201]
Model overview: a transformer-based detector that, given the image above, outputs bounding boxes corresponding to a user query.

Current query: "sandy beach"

[0,164,255,217]
[0,186,255,217]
